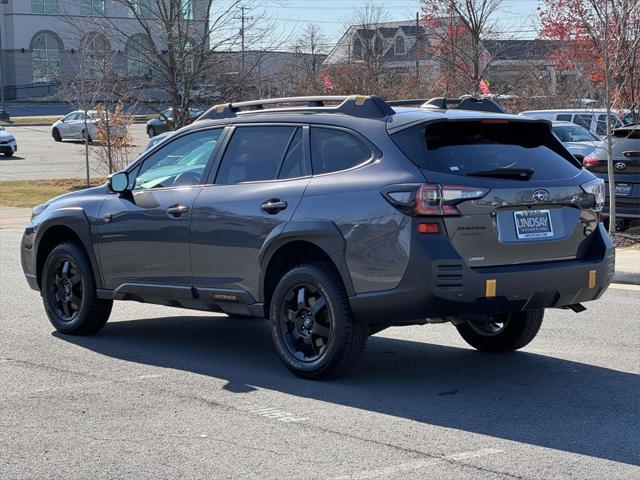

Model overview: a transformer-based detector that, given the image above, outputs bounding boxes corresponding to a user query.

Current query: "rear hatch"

[393,119,596,267]
[584,127,640,210]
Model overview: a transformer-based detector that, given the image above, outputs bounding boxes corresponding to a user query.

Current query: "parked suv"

[582,125,640,229]
[21,95,614,379]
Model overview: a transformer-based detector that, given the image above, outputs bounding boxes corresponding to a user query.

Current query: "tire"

[81,130,92,144]
[455,309,544,352]
[269,263,367,379]
[52,128,62,142]
[147,126,156,138]
[41,242,113,335]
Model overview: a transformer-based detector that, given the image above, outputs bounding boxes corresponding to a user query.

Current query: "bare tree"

[421,0,506,94]
[103,0,243,128]
[295,24,327,78]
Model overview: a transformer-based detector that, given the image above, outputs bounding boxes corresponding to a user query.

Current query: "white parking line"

[331,448,504,480]
[610,283,640,291]
[236,404,309,423]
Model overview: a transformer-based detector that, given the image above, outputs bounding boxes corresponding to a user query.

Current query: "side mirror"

[109,172,130,193]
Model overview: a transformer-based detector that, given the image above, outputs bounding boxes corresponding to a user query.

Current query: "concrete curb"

[613,271,640,285]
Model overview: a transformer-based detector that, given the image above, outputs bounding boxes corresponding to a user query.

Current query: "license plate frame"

[614,183,632,197]
[514,209,554,239]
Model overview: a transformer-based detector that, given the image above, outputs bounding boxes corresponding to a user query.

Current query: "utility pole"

[415,11,420,82]
[0,0,10,122]
[237,4,252,100]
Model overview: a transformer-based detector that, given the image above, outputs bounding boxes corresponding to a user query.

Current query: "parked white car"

[51,110,127,143]
[0,126,17,156]
[519,108,636,138]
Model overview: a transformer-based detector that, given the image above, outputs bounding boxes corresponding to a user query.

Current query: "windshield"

[553,124,598,142]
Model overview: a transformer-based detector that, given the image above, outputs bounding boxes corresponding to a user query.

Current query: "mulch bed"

[613,232,640,249]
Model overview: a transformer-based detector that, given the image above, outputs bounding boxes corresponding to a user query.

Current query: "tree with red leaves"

[540,0,640,232]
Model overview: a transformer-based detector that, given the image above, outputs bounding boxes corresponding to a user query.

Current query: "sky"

[262,0,542,51]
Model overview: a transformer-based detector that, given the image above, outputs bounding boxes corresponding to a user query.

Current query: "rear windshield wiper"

[466,167,534,180]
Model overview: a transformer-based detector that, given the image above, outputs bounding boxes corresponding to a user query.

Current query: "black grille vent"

[435,263,464,292]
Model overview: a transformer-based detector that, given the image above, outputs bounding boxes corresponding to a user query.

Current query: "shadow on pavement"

[0,155,25,160]
[55,314,640,466]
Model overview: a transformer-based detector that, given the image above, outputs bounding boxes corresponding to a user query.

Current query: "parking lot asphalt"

[1,226,639,480]
[0,124,148,181]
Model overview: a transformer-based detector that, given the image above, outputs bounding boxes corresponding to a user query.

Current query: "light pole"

[0,0,10,121]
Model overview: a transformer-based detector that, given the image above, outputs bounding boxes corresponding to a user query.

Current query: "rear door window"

[216,126,297,184]
[556,114,572,121]
[310,127,372,174]
[419,121,581,180]
[573,114,593,129]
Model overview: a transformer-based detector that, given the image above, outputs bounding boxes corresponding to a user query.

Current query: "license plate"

[615,183,632,196]
[514,210,553,239]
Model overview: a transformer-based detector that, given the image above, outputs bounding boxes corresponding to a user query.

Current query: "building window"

[32,33,60,83]
[86,34,110,77]
[127,36,154,77]
[128,0,152,17]
[80,0,105,16]
[182,0,193,20]
[395,36,405,55]
[31,0,59,13]
[352,37,363,60]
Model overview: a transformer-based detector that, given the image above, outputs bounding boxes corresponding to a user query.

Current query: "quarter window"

[556,114,572,121]
[134,129,222,189]
[32,0,58,13]
[310,128,372,174]
[216,126,298,184]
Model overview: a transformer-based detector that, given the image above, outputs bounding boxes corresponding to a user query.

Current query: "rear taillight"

[415,184,489,216]
[582,153,599,168]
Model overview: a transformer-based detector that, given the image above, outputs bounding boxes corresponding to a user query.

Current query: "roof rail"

[197,95,395,121]
[422,97,506,114]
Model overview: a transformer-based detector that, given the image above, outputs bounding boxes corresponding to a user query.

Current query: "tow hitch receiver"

[564,303,587,313]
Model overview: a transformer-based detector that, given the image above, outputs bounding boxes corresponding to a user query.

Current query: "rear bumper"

[349,223,615,325]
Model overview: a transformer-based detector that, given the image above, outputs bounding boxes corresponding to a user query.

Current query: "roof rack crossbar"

[198,95,395,121]
[387,99,431,107]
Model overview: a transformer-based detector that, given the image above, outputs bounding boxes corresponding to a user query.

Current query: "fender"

[258,220,355,301]
[34,207,104,289]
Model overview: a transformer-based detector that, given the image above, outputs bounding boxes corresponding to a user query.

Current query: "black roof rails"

[422,97,506,114]
[197,95,395,121]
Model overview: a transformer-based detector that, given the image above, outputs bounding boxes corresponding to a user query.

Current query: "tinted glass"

[278,128,309,179]
[424,121,581,180]
[573,114,592,129]
[134,129,222,189]
[553,124,598,142]
[216,126,296,184]
[311,128,372,174]
[556,114,572,121]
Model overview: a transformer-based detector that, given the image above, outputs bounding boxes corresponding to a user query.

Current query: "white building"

[0,0,203,99]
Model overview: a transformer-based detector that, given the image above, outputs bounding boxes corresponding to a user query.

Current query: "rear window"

[393,121,582,180]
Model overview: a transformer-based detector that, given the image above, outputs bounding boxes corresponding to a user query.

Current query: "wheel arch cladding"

[259,221,355,312]
[35,212,101,289]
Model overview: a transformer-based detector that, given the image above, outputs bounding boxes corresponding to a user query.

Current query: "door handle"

[167,205,189,217]
[261,199,288,214]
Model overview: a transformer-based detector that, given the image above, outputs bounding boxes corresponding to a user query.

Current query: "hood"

[0,129,15,141]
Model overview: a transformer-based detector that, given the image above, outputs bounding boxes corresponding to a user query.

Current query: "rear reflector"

[418,222,440,234]
[485,279,497,297]
[589,270,596,289]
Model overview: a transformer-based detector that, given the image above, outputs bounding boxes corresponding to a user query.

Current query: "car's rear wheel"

[42,242,112,335]
[81,130,92,143]
[455,309,544,352]
[52,128,62,142]
[269,263,367,379]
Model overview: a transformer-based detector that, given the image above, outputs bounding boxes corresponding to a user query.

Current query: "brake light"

[582,153,599,168]
[415,184,489,216]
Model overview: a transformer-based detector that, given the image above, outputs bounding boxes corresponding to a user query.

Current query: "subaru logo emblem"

[615,162,626,170]
[533,189,550,202]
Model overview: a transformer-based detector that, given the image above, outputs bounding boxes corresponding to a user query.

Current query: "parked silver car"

[51,110,127,143]
[0,125,17,156]
[551,121,600,162]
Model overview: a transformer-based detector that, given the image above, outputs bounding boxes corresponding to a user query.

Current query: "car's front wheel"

[455,309,544,352]
[269,263,367,379]
[42,242,113,335]
[52,128,62,142]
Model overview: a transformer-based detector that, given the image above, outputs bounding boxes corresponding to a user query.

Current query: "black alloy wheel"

[279,283,332,362]
[48,257,83,322]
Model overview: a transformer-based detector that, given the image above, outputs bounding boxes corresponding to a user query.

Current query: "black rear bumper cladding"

[349,223,615,325]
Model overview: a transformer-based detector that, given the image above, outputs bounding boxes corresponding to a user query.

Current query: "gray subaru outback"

[21,95,614,379]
